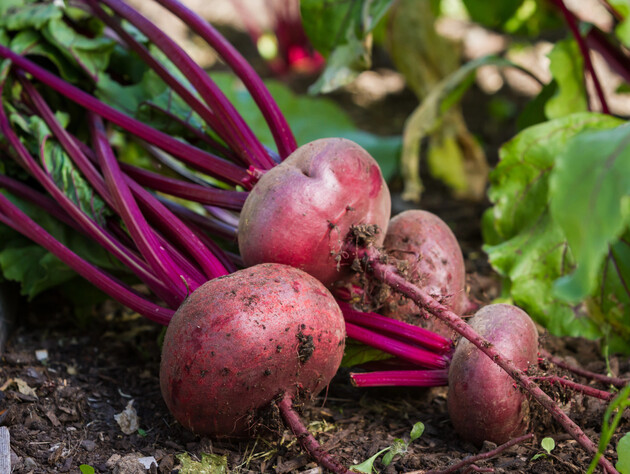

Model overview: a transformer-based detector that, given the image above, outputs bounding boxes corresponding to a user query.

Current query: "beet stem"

[338,301,453,354]
[0,196,174,324]
[345,322,450,369]
[548,0,610,114]
[120,163,247,210]
[534,376,616,401]
[420,433,534,474]
[350,369,449,388]
[0,45,249,185]
[90,114,194,297]
[93,0,272,169]
[154,0,298,161]
[354,245,619,474]
[540,348,629,388]
[276,394,351,474]
[84,0,236,153]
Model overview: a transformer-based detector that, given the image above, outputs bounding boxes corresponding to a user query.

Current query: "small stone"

[24,457,37,469]
[81,440,97,452]
[114,400,140,435]
[35,349,48,362]
[138,456,157,469]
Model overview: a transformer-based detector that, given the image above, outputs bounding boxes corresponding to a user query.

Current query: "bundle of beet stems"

[0,1,624,472]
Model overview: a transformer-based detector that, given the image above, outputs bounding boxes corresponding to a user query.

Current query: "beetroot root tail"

[277,393,351,474]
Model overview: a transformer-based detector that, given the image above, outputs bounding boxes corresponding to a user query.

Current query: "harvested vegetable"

[447,304,539,446]
[382,209,473,338]
[160,263,346,436]
[239,137,391,287]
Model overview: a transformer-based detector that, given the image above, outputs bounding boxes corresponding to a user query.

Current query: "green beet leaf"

[545,38,588,120]
[618,432,630,474]
[341,340,393,368]
[483,112,627,346]
[550,124,630,302]
[549,124,630,349]
[41,17,116,81]
[301,0,393,93]
[462,0,524,29]
[0,2,62,31]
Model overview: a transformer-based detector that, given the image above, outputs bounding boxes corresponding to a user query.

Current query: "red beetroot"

[159,263,346,436]
[382,210,471,338]
[238,138,391,287]
[447,304,539,446]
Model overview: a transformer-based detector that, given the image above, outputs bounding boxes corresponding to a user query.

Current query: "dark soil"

[2,25,630,474]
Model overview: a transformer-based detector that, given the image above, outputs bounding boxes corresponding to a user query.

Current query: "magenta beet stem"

[276,394,351,474]
[350,369,448,388]
[155,0,298,160]
[0,45,249,186]
[345,322,450,369]
[0,196,174,324]
[534,376,616,401]
[338,301,453,354]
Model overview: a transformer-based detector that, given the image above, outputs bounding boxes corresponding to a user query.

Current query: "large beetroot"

[159,263,346,436]
[238,138,391,287]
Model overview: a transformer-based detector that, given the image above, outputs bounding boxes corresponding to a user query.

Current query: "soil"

[2,11,630,474]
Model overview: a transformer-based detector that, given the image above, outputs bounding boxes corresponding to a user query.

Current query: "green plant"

[587,385,630,473]
[531,437,556,461]
[350,421,424,473]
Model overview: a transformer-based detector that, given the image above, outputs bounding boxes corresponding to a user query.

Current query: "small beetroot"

[447,304,539,446]
[382,210,472,338]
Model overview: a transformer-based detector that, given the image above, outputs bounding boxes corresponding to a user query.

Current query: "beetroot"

[238,138,391,287]
[381,210,472,338]
[159,263,346,436]
[447,304,539,446]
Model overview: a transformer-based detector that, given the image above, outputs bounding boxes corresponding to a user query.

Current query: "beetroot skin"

[382,210,471,338]
[159,263,346,436]
[238,138,391,287]
[447,304,539,446]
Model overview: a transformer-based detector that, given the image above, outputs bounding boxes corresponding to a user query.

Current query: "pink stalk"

[345,322,450,369]
[90,114,194,297]
[276,394,351,474]
[0,45,249,185]
[124,180,231,280]
[63,127,230,281]
[0,97,180,307]
[95,0,273,170]
[155,0,298,160]
[84,0,238,155]
[353,245,619,474]
[417,433,534,474]
[142,104,236,159]
[338,301,453,354]
[0,196,174,324]
[159,198,238,241]
[539,348,629,388]
[0,176,73,226]
[350,369,448,387]
[549,0,610,114]
[585,27,630,83]
[534,376,616,401]
[120,163,247,210]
